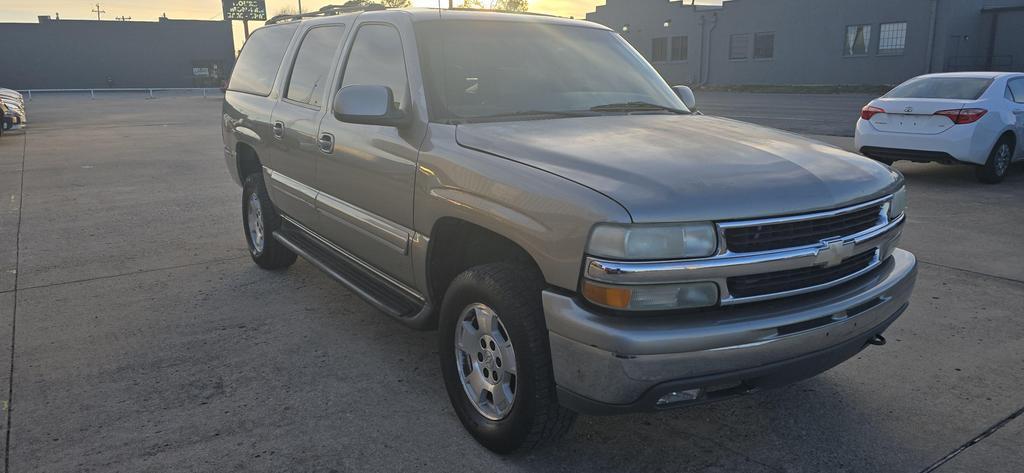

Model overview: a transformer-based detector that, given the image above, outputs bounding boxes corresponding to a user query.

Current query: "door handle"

[318,133,335,154]
[272,121,284,139]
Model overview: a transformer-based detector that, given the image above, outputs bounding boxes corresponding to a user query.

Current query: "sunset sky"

[0,1,721,50]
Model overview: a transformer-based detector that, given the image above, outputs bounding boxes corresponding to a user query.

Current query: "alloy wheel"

[455,303,518,421]
[247,192,265,254]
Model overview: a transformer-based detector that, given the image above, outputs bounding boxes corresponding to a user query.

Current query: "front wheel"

[976,140,1013,184]
[438,263,575,453]
[242,172,297,270]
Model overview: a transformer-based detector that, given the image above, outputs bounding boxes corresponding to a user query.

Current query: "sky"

[0,1,722,50]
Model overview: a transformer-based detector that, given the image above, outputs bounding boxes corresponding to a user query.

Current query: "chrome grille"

[723,204,884,253]
[727,250,877,298]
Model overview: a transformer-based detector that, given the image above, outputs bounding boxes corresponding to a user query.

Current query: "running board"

[273,221,424,320]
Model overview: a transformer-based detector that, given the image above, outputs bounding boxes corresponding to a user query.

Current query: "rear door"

[1008,78,1024,158]
[267,24,348,224]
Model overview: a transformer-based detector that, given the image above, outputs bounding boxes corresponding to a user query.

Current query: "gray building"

[586,0,1024,87]
[0,16,236,90]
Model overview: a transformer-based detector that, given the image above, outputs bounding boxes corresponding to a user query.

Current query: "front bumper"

[544,248,917,415]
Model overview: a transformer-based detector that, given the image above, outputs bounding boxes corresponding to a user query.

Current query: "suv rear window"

[884,77,993,100]
[229,23,300,96]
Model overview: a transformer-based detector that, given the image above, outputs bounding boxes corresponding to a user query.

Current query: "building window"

[844,24,871,56]
[671,35,688,61]
[729,34,749,60]
[652,37,668,62]
[753,32,774,59]
[878,22,907,55]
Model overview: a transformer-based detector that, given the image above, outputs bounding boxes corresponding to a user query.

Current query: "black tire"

[976,138,1014,184]
[438,263,576,454]
[242,172,297,270]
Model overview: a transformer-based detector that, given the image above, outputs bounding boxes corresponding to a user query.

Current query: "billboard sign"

[222,0,267,21]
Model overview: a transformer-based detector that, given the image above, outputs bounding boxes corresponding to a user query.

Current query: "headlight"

[888,186,907,219]
[581,280,719,311]
[587,222,717,260]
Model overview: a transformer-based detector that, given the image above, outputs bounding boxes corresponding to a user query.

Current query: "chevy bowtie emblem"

[815,239,856,268]
[904,106,914,113]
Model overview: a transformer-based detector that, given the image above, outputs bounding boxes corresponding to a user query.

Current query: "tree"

[343,0,411,7]
[457,0,527,10]
[496,0,528,11]
[274,6,298,16]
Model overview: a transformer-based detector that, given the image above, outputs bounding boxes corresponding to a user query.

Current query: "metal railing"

[15,87,224,101]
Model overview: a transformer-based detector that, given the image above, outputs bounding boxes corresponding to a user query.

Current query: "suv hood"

[455,115,900,223]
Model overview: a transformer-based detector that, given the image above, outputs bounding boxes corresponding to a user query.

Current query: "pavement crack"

[14,254,250,293]
[916,259,1024,286]
[919,404,1024,473]
[4,130,27,473]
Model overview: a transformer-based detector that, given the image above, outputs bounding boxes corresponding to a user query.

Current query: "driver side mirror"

[333,85,408,127]
[673,85,697,111]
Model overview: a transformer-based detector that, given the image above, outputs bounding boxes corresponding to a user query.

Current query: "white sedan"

[855,72,1024,183]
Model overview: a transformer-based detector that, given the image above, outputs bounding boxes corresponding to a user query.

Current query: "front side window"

[1007,79,1024,104]
[878,22,907,55]
[229,23,300,96]
[651,37,668,62]
[414,20,686,122]
[286,26,346,107]
[671,36,688,61]
[753,32,774,59]
[845,24,871,56]
[729,34,749,60]
[885,77,993,100]
[340,24,409,110]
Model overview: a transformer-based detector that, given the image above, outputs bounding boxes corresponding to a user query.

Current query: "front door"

[315,21,425,285]
[266,24,347,224]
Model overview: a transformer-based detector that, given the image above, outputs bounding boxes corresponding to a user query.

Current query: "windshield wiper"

[466,110,595,121]
[589,101,688,114]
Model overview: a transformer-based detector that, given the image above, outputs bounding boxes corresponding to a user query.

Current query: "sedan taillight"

[861,105,885,120]
[935,108,988,125]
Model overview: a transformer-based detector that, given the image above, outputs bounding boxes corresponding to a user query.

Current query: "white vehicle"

[855,72,1024,183]
[0,88,26,130]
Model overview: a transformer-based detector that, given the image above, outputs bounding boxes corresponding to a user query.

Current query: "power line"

[91,2,106,20]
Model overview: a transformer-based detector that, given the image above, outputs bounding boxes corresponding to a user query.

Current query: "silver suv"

[222,6,917,453]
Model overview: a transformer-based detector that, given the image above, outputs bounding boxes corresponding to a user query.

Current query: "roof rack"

[448,7,561,18]
[265,3,385,25]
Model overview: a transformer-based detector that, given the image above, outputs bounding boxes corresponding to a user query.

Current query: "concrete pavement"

[0,93,1021,472]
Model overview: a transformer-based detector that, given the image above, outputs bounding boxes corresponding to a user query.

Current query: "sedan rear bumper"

[543,249,917,414]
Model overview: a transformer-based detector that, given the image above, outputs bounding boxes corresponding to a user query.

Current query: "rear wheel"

[438,263,575,453]
[976,139,1013,184]
[242,172,297,270]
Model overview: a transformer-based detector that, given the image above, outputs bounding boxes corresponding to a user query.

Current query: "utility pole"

[298,0,303,13]
[116,15,131,21]
[91,3,106,20]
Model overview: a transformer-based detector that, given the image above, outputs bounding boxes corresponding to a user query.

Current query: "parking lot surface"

[0,93,1021,472]
[699,91,877,137]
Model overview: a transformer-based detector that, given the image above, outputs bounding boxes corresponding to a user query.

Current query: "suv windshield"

[884,77,993,100]
[415,20,687,122]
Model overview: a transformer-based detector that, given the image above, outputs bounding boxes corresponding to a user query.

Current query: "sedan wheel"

[976,140,1013,184]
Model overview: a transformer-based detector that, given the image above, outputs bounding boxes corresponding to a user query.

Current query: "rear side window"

[340,24,409,110]
[286,26,346,107]
[228,23,300,96]
[1008,79,1024,104]
[884,77,993,100]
